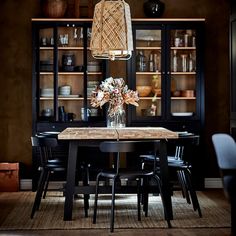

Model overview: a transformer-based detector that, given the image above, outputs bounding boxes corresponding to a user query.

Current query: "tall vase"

[42,0,67,18]
[107,104,126,128]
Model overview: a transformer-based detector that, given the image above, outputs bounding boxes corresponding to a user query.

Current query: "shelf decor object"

[42,0,67,18]
[143,0,165,18]
[90,77,139,127]
[90,0,133,60]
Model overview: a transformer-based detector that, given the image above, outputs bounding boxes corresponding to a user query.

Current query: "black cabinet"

[127,19,205,135]
[32,18,205,134]
[32,19,107,135]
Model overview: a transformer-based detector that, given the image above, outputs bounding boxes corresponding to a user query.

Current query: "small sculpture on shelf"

[143,0,165,18]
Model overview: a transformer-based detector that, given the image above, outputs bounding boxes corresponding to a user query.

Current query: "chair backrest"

[100,140,159,154]
[31,136,59,167]
[169,134,200,161]
[99,140,160,173]
[212,133,236,170]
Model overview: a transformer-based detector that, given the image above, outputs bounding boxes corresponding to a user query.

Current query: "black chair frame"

[93,140,169,232]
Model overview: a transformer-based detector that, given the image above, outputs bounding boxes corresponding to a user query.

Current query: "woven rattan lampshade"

[90,0,133,60]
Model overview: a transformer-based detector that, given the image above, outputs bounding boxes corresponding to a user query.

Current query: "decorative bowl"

[136,86,152,97]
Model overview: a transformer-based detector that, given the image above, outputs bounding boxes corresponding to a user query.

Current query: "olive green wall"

[0,0,230,179]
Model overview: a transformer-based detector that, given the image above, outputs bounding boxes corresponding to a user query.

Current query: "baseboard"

[20,179,67,191]
[204,178,223,188]
[20,178,223,190]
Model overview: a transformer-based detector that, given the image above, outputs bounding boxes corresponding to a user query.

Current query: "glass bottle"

[173,50,178,72]
[151,74,161,96]
[153,53,160,72]
[136,51,147,72]
[189,53,193,72]
[181,54,187,72]
[149,53,154,72]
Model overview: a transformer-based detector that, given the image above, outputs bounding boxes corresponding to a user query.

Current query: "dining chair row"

[30,133,202,233]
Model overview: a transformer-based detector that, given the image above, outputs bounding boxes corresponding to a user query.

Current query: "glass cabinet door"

[134,29,162,119]
[86,26,104,121]
[169,29,197,118]
[57,25,85,122]
[38,27,55,121]
[37,23,105,123]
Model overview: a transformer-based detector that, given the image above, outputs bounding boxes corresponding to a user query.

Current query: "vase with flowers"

[90,77,139,127]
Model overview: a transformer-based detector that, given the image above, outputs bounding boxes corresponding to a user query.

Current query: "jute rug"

[0,191,231,230]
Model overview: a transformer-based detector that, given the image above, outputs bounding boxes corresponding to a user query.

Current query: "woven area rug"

[0,191,231,230]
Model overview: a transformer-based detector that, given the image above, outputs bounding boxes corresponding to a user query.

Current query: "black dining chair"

[31,136,90,218]
[212,133,236,236]
[141,133,202,218]
[93,140,169,232]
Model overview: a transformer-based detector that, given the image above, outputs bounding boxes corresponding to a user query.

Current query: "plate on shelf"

[171,112,193,116]
[177,131,194,136]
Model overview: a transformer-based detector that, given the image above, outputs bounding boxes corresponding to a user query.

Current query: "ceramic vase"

[143,0,165,18]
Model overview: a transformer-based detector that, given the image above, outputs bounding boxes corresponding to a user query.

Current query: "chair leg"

[137,178,141,221]
[142,177,149,217]
[93,173,101,224]
[82,165,90,217]
[231,199,236,236]
[110,175,118,233]
[153,174,172,228]
[177,170,191,204]
[184,168,202,217]
[31,169,48,218]
[43,171,50,199]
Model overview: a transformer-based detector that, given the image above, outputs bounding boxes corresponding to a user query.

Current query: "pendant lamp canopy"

[90,0,133,61]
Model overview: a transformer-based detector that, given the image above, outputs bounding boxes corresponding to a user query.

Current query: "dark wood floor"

[0,189,232,236]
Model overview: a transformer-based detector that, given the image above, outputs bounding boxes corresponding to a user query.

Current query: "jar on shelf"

[172,50,178,72]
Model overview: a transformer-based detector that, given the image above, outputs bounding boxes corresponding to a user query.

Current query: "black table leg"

[159,139,173,222]
[64,140,78,221]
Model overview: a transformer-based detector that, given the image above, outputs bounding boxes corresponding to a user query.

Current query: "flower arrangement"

[90,77,139,116]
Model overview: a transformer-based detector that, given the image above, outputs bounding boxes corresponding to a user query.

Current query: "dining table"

[58,127,178,221]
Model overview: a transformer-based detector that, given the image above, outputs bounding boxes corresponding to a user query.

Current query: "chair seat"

[141,154,186,166]
[99,169,154,179]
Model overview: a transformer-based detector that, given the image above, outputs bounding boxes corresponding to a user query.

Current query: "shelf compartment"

[171,97,196,100]
[58,72,84,75]
[40,97,84,100]
[171,47,196,50]
[139,97,161,100]
[136,47,161,50]
[171,72,196,75]
[136,72,161,75]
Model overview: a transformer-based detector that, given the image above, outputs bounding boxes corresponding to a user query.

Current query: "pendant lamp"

[90,0,133,61]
